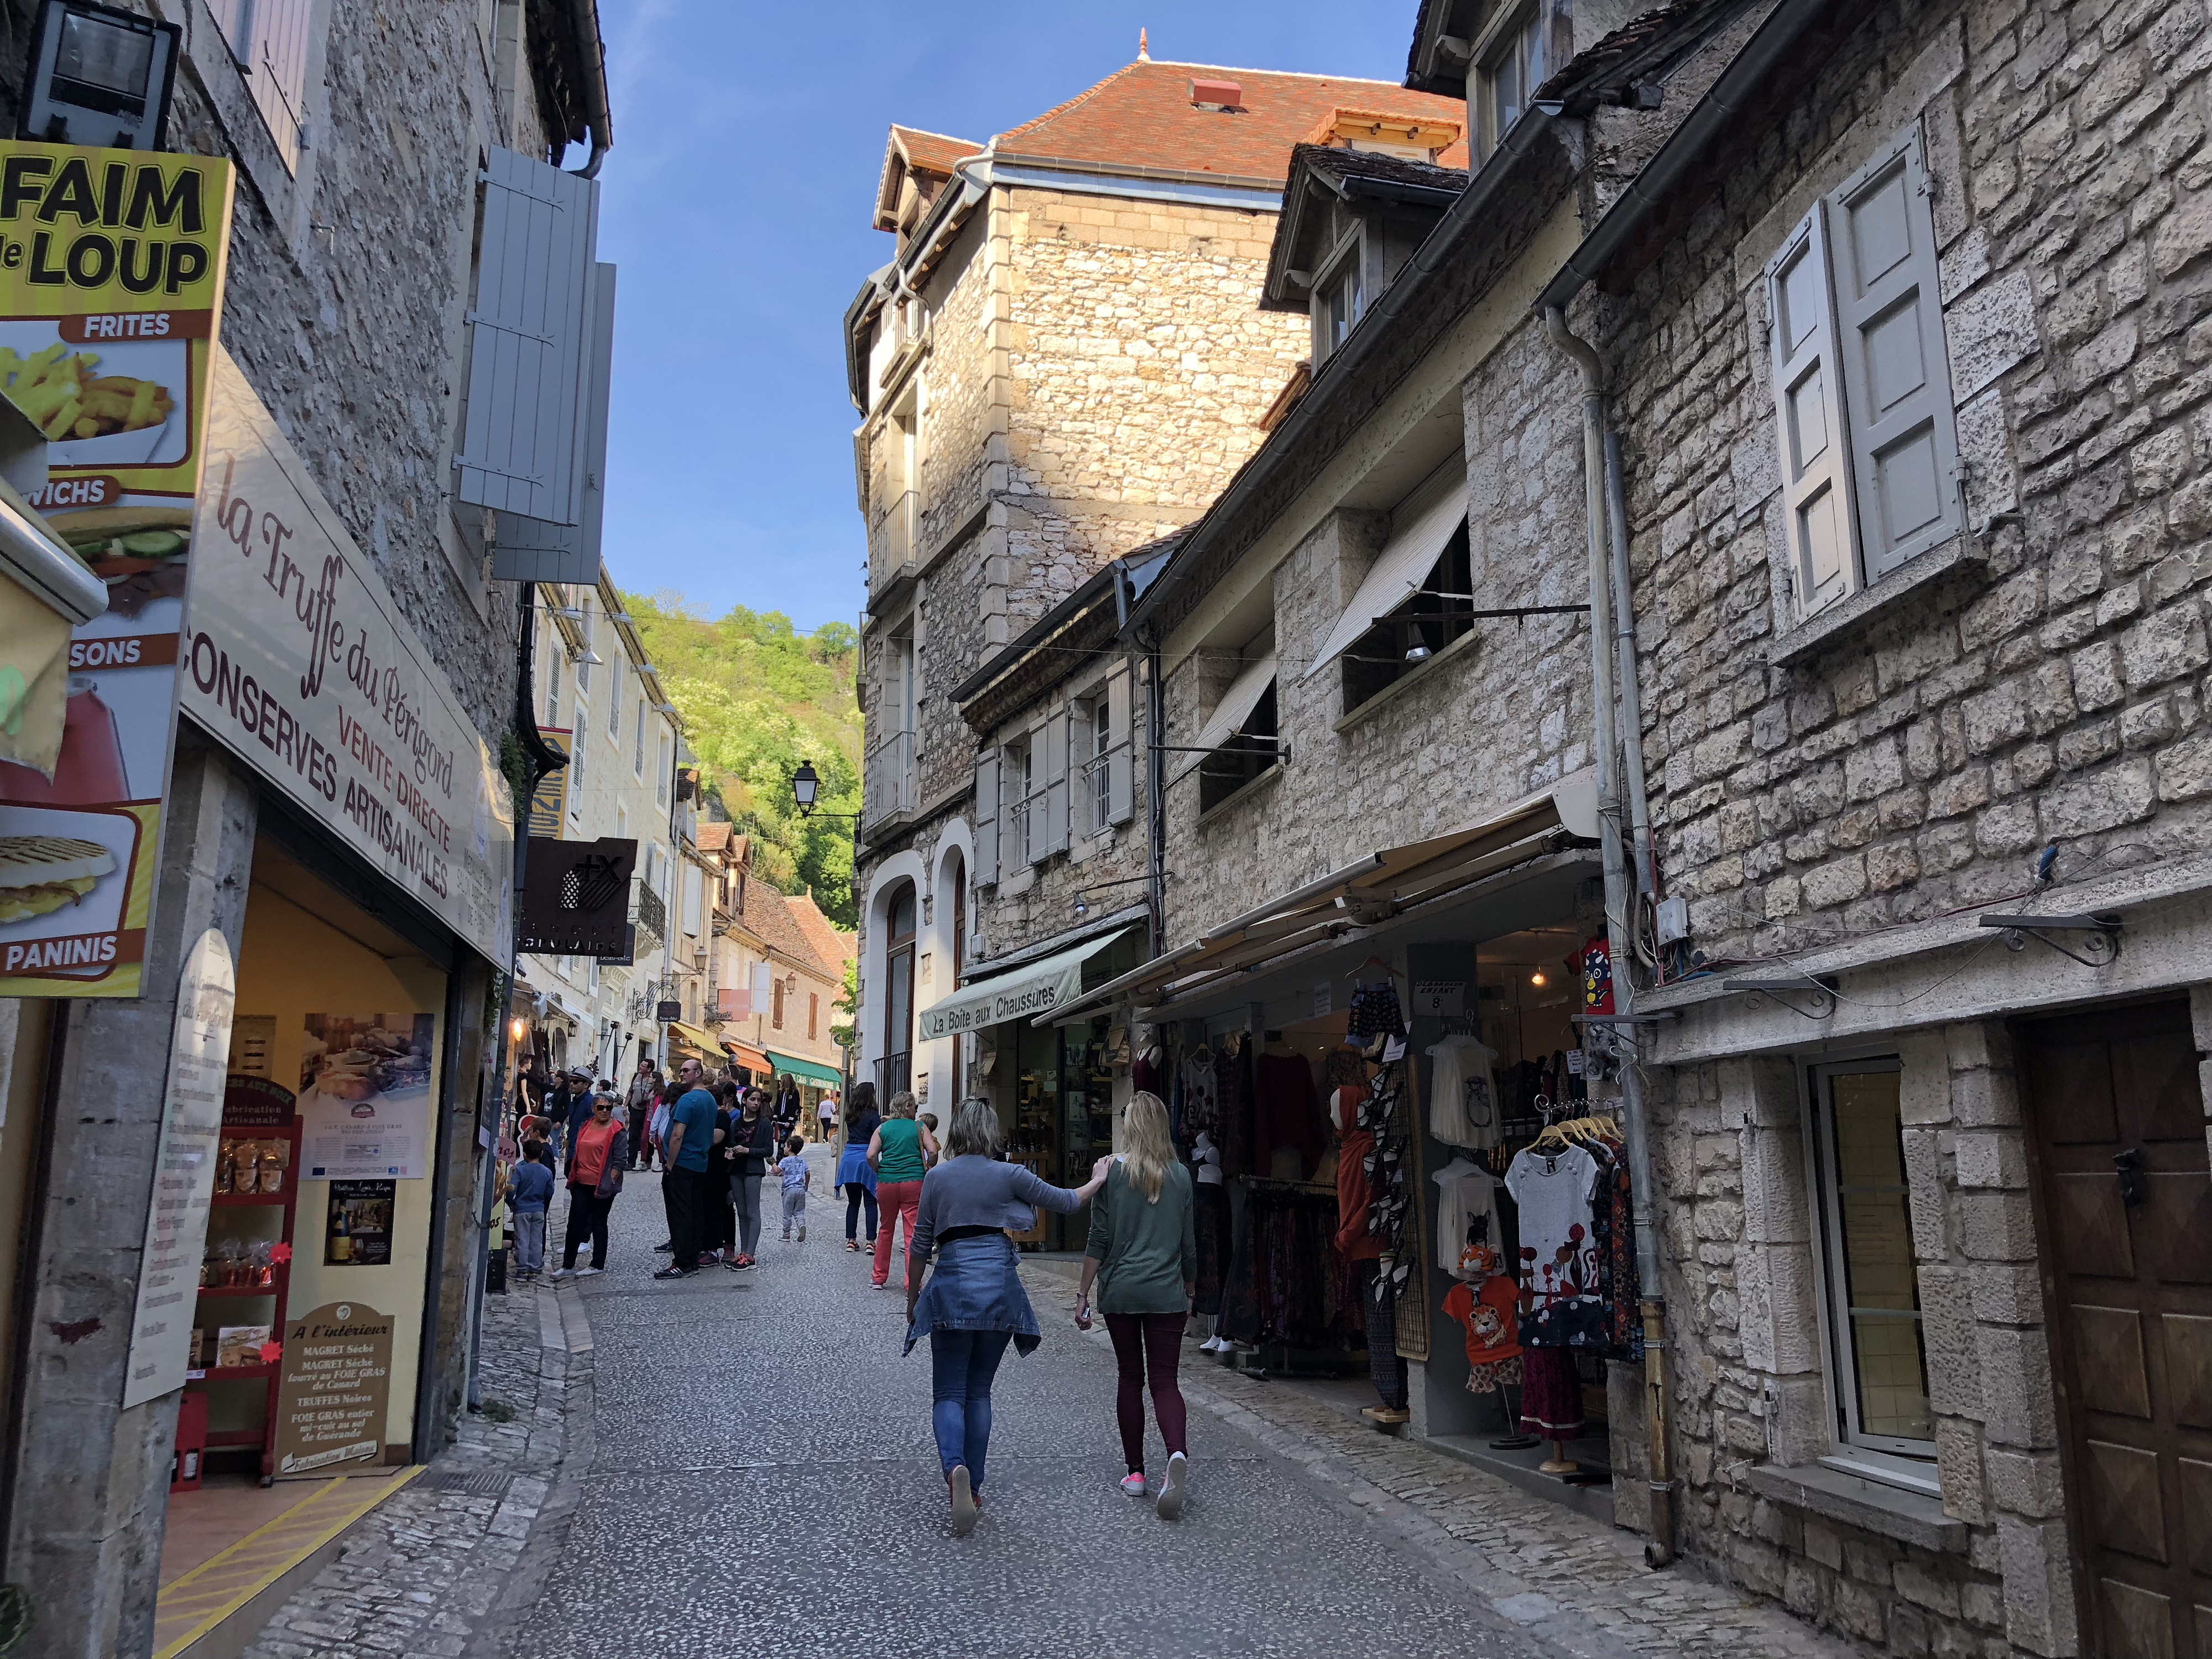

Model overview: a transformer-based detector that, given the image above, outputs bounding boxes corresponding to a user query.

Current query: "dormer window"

[1475,3,1561,161]
[1322,256,1365,357]
[1190,77,1243,112]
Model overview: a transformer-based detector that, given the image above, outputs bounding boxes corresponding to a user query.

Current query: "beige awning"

[917,925,1138,1040]
[1304,469,1468,681]
[1170,651,1277,782]
[1047,770,1599,1024]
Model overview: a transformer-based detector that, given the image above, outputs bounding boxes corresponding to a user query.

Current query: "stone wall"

[1160,312,1598,943]
[1647,1022,2070,1657]
[1601,0,2212,965]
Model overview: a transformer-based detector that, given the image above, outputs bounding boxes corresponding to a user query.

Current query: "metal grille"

[414,1468,512,1497]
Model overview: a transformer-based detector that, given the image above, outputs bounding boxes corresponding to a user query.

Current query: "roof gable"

[874,124,981,232]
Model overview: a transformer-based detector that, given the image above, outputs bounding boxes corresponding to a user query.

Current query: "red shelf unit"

[185,1103,301,1481]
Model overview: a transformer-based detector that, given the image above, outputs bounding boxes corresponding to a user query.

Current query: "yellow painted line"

[151,1467,425,1659]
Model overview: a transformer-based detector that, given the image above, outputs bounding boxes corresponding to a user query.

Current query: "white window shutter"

[1765,202,1859,619]
[1830,131,1962,579]
[1042,700,1072,858]
[458,150,599,525]
[1104,660,1134,826]
[973,749,999,886]
[493,262,617,584]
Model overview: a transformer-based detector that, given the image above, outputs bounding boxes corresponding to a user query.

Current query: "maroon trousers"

[1105,1311,1189,1474]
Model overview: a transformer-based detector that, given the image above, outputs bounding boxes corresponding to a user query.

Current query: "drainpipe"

[1143,627,1167,957]
[565,0,613,178]
[1545,305,1676,1568]
[1604,431,1658,904]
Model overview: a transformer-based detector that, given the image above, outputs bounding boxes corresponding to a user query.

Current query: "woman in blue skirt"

[905,1099,1109,1533]
[836,1081,882,1250]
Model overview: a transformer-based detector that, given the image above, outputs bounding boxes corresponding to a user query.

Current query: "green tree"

[627,593,862,926]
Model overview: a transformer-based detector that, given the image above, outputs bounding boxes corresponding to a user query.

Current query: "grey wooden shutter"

[1765,202,1859,619]
[973,748,999,886]
[1035,699,1071,858]
[457,150,599,525]
[1024,717,1048,865]
[493,262,617,584]
[1104,660,1134,826]
[1830,129,1961,580]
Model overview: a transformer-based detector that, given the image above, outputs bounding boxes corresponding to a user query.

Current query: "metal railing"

[863,730,916,826]
[634,880,667,940]
[877,1050,912,1097]
[873,491,919,592]
[1079,753,1112,839]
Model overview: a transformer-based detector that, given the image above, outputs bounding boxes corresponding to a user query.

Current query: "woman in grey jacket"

[905,1100,1110,1535]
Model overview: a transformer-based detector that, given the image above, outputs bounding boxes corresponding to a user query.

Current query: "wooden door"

[2025,1001,2212,1659]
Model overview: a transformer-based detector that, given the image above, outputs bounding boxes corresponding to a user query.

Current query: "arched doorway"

[881,880,917,1097]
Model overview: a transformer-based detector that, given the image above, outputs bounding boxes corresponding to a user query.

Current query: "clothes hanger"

[1432,1154,1477,1181]
[1344,953,1407,983]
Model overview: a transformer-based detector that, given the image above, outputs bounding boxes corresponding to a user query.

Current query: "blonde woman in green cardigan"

[1076,1091,1197,1520]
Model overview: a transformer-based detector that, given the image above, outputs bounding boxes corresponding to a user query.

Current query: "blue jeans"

[930,1328,1013,1490]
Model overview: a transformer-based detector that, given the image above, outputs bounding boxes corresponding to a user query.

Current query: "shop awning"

[666,1020,722,1054]
[1304,471,1469,681]
[766,1051,843,1088]
[724,1039,772,1072]
[1170,651,1278,782]
[917,925,1139,1040]
[1049,771,1599,1024]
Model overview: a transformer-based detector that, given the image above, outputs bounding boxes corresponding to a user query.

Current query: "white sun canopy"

[1304,470,1470,680]
[1170,651,1279,781]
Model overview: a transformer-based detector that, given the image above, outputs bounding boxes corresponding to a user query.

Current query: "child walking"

[778,1135,810,1243]
[509,1140,555,1279]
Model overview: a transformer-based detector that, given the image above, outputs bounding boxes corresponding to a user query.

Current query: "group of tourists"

[504,1056,837,1282]
[507,1060,1202,1531]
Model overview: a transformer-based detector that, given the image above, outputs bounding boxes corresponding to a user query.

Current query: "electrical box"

[1656,894,1691,945]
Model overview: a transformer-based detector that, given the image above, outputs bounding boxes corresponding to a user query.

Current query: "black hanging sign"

[518,836,637,957]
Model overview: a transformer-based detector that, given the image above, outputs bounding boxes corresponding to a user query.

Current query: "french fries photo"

[0,341,173,441]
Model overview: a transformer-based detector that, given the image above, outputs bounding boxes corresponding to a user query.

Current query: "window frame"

[1804,1056,1940,1480]
[1339,519,1475,718]
[1196,677,1279,818]
[1474,3,1547,161]
[1004,737,1034,866]
[1311,227,1368,363]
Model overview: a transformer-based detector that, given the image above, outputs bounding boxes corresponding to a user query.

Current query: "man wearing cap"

[561,1068,597,1171]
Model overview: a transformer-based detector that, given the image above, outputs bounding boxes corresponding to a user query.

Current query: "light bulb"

[1530,968,1547,987]
[509,1017,526,1041]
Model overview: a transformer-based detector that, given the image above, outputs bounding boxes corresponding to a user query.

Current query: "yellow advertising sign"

[0,143,234,998]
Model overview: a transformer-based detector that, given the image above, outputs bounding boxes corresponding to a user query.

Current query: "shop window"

[1339,520,1474,714]
[1764,127,1960,622]
[1808,1060,1934,1463]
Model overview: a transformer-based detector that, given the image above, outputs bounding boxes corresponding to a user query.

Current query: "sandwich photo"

[0,834,116,924]
[49,505,192,620]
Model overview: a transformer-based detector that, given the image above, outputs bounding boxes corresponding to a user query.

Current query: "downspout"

[1604,431,1658,905]
[566,0,613,178]
[1545,306,1675,1568]
[1143,627,1167,958]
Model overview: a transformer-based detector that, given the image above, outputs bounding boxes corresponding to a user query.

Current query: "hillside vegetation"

[625,592,862,928]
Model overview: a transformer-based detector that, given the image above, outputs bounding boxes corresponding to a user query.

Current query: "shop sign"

[272,1300,394,1476]
[122,927,237,1409]
[527,729,568,835]
[0,144,237,998]
[1411,979,1465,1017]
[518,833,635,957]
[178,348,515,968]
[654,999,680,1021]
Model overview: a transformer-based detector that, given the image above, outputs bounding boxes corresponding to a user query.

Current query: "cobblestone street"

[231,1146,1871,1659]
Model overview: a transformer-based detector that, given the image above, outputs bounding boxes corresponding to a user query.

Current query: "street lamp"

[790,760,859,821]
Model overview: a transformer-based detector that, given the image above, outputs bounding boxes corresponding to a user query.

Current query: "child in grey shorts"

[776,1135,810,1241]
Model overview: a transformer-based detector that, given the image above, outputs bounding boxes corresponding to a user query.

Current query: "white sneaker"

[576,1266,603,1277]
[1156,1452,1188,1521]
[549,1269,574,1280]
[1119,1472,1147,1498]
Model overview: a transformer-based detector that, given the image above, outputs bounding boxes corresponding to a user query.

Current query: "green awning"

[765,1051,843,1088]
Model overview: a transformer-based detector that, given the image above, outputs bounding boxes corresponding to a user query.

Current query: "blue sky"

[585,0,1428,633]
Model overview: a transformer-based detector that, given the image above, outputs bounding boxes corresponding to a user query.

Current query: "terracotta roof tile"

[731,876,834,980]
[894,125,980,176]
[786,891,857,976]
[993,59,1469,185]
[694,823,731,853]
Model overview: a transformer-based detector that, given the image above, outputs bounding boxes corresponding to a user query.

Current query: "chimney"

[1190,77,1243,112]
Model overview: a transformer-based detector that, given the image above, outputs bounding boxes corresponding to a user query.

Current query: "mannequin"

[1191,1132,1233,1352]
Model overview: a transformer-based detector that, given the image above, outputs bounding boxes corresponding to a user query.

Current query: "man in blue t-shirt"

[654,1057,721,1280]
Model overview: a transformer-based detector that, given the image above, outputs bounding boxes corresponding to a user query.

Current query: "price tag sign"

[1410,980,1464,1017]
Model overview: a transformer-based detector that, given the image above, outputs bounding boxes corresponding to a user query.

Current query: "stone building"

[0,2,614,1653]
[1032,0,2212,1655]
[846,52,1468,1111]
[1563,1,2212,1654]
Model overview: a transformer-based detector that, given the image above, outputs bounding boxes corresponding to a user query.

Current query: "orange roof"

[786,890,857,974]
[895,125,979,176]
[695,823,732,853]
[993,59,1469,184]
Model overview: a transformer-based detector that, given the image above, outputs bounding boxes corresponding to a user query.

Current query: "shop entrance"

[2022,1000,2211,1659]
